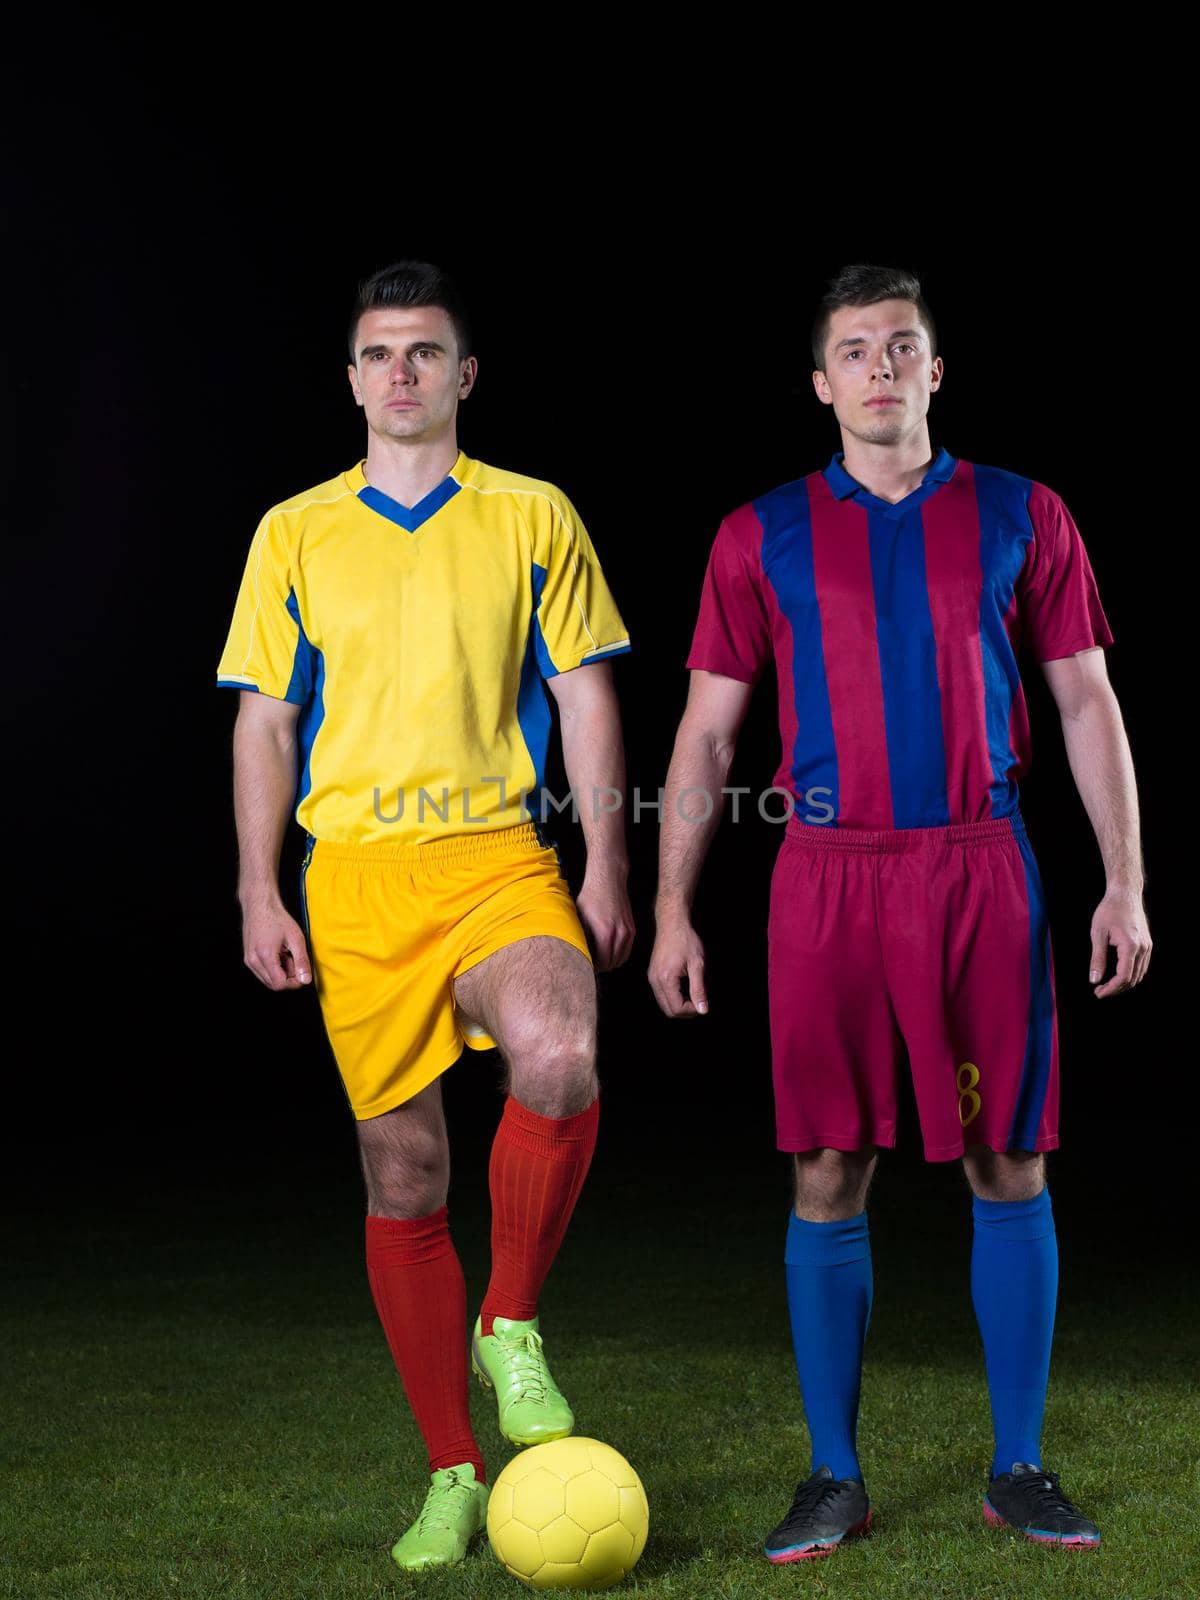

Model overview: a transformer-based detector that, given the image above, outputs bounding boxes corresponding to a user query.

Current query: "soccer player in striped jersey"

[649,264,1151,1559]
[217,262,634,1571]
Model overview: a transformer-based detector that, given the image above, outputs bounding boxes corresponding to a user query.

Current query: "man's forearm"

[233,717,299,907]
[1059,687,1145,892]
[655,720,735,919]
[558,696,629,875]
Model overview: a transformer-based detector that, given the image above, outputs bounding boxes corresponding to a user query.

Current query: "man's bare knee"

[793,1148,877,1221]
[963,1146,1045,1202]
[360,1131,450,1218]
[357,1085,451,1218]
[459,938,599,1117]
[507,1030,598,1117]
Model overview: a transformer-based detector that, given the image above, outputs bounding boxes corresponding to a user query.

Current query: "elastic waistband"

[306,821,549,865]
[783,813,1026,854]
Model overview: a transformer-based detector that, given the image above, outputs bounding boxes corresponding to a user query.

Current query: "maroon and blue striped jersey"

[686,450,1113,829]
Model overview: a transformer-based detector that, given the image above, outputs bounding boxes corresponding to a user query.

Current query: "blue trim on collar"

[357,474,461,532]
[823,453,861,499]
[823,447,956,502]
[924,446,957,485]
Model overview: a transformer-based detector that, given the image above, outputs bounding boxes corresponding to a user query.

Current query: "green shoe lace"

[415,1468,477,1534]
[493,1326,554,1402]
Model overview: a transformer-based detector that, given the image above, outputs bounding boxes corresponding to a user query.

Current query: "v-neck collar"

[823,447,957,518]
[352,452,464,533]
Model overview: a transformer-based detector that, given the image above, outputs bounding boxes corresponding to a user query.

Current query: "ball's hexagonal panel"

[538,1512,589,1564]
[532,1559,596,1590]
[585,1439,640,1486]
[532,1435,597,1479]
[618,1481,650,1553]
[500,1448,555,1486]
[564,1468,620,1531]
[486,1481,514,1527]
[583,1518,637,1577]
[511,1466,567,1529]
[489,1515,545,1581]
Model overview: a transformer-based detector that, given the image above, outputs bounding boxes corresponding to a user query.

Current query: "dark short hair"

[812,264,937,369]
[348,260,473,364]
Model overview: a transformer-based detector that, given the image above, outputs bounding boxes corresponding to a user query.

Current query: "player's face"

[812,298,943,446]
[347,306,477,444]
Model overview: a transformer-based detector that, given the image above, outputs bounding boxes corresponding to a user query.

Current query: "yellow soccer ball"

[487,1436,649,1590]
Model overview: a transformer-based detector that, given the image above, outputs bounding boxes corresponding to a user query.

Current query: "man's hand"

[576,870,636,972]
[648,915,708,1017]
[241,898,313,991]
[1088,889,1152,998]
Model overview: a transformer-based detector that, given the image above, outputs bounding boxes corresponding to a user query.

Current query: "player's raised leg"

[454,935,599,1446]
[357,1080,489,1569]
[966,1147,1099,1548]
[765,1148,877,1562]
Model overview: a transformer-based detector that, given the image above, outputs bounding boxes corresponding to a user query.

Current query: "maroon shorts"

[767,812,1059,1162]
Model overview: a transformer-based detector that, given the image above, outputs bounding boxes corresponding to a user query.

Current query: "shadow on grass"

[633,1531,709,1573]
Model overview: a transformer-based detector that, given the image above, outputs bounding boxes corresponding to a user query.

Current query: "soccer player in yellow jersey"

[216,261,634,1571]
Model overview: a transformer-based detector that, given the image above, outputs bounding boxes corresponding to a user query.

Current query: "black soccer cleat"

[764,1464,873,1562]
[984,1462,1101,1548]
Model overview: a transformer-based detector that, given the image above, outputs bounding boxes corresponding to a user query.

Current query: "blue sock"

[784,1211,872,1483]
[970,1189,1058,1477]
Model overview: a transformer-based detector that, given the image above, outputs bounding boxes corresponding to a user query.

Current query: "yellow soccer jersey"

[216,451,630,845]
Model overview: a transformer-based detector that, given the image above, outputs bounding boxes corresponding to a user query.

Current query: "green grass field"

[3,1147,1196,1600]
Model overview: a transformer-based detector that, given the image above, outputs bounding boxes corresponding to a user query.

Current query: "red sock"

[480,1096,600,1335]
[365,1208,485,1482]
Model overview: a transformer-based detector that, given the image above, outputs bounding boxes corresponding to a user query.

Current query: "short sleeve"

[1018,484,1114,663]
[215,513,316,703]
[684,505,771,683]
[533,496,630,676]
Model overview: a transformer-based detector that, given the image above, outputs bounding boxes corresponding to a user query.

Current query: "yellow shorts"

[300,822,592,1119]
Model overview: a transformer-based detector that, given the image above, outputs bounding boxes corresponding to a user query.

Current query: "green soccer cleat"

[390,1463,489,1571]
[471,1314,575,1445]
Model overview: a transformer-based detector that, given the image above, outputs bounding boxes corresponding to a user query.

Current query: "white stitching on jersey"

[237,521,273,677]
[281,485,359,514]
[565,539,600,653]
[456,481,601,655]
[580,639,630,658]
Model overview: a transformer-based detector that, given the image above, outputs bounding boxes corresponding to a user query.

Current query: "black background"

[6,24,1179,1224]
